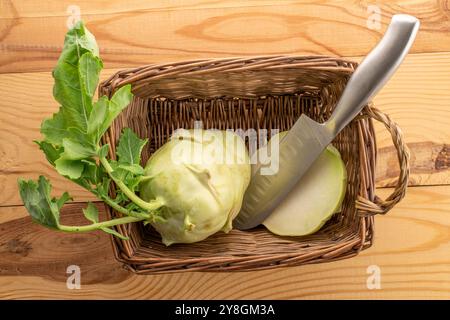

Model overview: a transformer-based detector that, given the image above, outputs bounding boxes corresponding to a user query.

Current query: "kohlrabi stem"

[101,195,150,219]
[137,175,154,183]
[59,216,143,232]
[98,155,163,212]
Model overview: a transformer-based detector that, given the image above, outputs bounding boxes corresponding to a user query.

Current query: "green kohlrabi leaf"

[18,176,72,229]
[68,159,101,190]
[18,21,156,241]
[52,21,102,132]
[87,85,134,144]
[40,108,67,145]
[117,164,144,175]
[97,144,110,159]
[94,178,111,198]
[100,227,129,240]
[18,176,141,239]
[109,85,134,120]
[35,141,63,166]
[38,21,134,181]
[54,158,85,179]
[54,138,97,179]
[116,127,148,166]
[108,128,147,193]
[108,162,144,201]
[87,96,108,140]
[78,53,102,111]
[39,21,104,183]
[60,138,97,160]
[56,191,72,210]
[82,202,99,223]
[109,160,126,181]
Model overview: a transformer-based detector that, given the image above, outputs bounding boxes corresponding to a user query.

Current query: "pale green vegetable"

[262,132,347,236]
[140,129,251,245]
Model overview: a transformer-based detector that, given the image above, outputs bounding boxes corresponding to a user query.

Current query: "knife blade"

[234,14,419,230]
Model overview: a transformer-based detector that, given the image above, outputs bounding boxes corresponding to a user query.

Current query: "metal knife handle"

[325,14,419,136]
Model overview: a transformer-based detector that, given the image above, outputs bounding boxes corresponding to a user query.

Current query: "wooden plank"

[0,202,131,286]
[0,185,448,299]
[367,53,450,187]
[3,0,301,17]
[1,0,450,73]
[1,52,449,206]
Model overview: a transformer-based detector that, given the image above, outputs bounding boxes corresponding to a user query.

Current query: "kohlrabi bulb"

[140,129,250,245]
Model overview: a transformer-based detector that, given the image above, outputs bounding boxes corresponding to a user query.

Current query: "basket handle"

[356,107,410,216]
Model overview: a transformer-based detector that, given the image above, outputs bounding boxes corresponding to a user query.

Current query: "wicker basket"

[99,56,409,274]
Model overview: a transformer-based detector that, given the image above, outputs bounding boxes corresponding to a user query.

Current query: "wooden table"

[1,1,449,299]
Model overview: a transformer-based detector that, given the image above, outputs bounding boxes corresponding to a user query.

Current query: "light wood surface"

[0,186,449,299]
[0,0,449,300]
[1,0,450,73]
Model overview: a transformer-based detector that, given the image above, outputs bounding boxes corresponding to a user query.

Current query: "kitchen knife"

[234,14,419,230]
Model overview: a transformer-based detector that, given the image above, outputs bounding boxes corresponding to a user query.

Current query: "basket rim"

[100,54,359,100]
[103,54,358,79]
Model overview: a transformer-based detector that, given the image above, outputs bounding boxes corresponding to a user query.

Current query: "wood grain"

[364,52,450,187]
[1,0,449,301]
[3,0,302,17]
[1,52,449,206]
[0,185,448,299]
[1,0,450,73]
[0,202,130,285]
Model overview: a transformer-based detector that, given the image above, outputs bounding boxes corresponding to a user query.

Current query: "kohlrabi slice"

[262,133,347,236]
